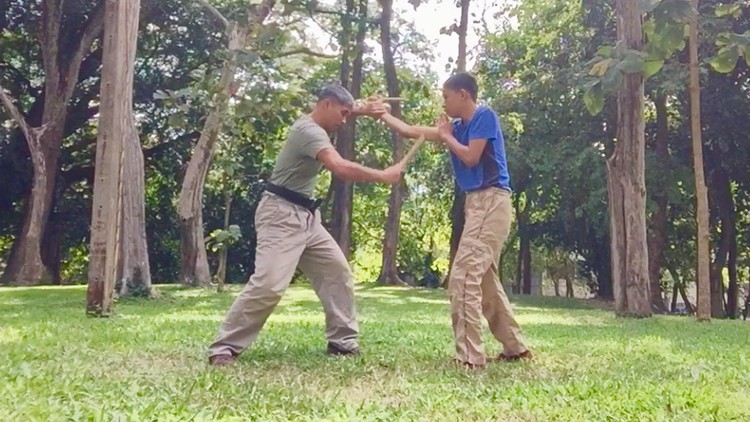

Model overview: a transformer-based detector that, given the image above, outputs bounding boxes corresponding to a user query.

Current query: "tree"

[87,0,141,315]
[377,0,406,286]
[0,1,104,285]
[689,0,711,321]
[117,119,153,298]
[177,0,274,286]
[444,0,471,288]
[605,0,651,317]
[647,93,670,313]
[330,0,367,260]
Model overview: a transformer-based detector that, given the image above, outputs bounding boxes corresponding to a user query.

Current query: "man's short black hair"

[317,82,355,107]
[443,72,478,101]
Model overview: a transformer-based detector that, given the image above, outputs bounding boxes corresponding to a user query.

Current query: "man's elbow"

[328,160,355,182]
[463,156,481,167]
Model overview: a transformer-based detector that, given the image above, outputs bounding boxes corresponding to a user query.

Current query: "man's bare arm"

[317,148,402,184]
[379,113,441,140]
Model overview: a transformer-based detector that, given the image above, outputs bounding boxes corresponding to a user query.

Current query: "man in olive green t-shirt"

[208,84,404,366]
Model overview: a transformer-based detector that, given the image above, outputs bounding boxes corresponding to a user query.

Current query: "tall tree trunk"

[87,0,139,316]
[520,219,531,295]
[565,277,574,298]
[378,0,406,286]
[743,280,750,320]
[607,0,651,317]
[647,94,669,313]
[708,167,732,318]
[689,0,711,321]
[216,193,232,292]
[0,1,104,285]
[444,0,471,289]
[727,232,738,318]
[177,0,274,286]
[515,194,532,295]
[330,0,365,260]
[178,24,247,287]
[118,118,152,297]
[41,205,63,285]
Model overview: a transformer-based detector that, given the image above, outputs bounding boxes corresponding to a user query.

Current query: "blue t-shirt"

[449,105,511,193]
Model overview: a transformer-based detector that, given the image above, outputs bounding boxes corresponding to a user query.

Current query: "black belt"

[265,183,322,212]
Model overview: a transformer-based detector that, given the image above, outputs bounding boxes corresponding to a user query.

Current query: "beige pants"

[449,187,528,366]
[207,192,358,358]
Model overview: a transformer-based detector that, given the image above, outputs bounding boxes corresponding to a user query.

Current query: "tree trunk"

[743,282,750,320]
[41,205,63,285]
[520,225,531,295]
[727,233,738,318]
[607,0,651,318]
[1,127,60,285]
[87,0,139,316]
[667,265,694,314]
[670,282,679,312]
[689,0,711,321]
[708,167,732,318]
[178,24,248,287]
[118,118,153,298]
[444,0,471,289]
[216,193,232,293]
[0,0,104,285]
[553,278,561,297]
[378,0,406,286]
[647,94,669,313]
[330,0,365,260]
[566,276,574,298]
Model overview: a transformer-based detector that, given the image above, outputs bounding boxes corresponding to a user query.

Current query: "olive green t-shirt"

[268,114,333,198]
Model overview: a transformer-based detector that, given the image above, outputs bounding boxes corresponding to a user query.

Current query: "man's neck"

[459,102,479,123]
[308,109,327,130]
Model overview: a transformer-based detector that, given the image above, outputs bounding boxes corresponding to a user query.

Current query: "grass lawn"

[1,283,749,421]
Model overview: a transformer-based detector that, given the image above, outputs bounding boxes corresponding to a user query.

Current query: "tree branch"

[0,84,35,144]
[271,47,337,59]
[196,0,230,30]
[64,2,106,100]
[41,0,63,86]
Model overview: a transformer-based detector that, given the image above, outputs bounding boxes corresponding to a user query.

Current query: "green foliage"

[205,225,242,253]
[581,0,693,115]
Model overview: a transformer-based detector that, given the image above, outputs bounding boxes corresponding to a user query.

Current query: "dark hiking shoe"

[208,354,236,366]
[495,350,534,362]
[326,342,360,356]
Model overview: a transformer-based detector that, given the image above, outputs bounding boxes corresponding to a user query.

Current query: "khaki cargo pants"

[449,187,528,366]
[207,192,358,358]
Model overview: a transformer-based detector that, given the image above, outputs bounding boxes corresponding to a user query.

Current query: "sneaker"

[326,342,360,356]
[208,354,236,366]
[495,350,534,362]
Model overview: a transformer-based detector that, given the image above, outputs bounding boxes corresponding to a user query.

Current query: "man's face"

[322,99,352,132]
[442,87,466,118]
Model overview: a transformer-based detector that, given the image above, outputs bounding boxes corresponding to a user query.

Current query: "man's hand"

[436,114,452,144]
[381,162,405,184]
[353,97,390,119]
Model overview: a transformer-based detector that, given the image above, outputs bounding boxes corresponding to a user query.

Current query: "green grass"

[1,284,749,421]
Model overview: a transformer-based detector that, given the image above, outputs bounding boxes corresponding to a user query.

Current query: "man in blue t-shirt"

[379,73,532,369]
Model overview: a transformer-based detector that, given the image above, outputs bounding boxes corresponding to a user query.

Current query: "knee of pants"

[329,259,353,287]
[243,278,287,304]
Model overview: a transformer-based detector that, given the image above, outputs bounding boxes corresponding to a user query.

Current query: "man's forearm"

[380,114,440,140]
[334,159,386,183]
[443,135,474,166]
